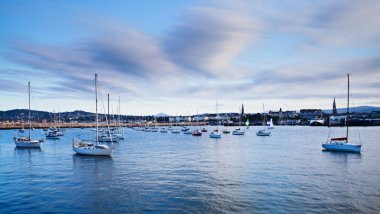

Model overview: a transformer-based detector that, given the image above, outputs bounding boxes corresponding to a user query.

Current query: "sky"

[0,0,379,115]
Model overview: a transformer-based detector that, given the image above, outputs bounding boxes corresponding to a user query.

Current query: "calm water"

[0,126,379,213]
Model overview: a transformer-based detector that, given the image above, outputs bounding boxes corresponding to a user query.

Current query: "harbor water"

[0,126,379,213]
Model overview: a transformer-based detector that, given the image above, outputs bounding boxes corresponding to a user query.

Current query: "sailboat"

[45,129,60,139]
[267,118,274,129]
[183,112,192,134]
[98,94,119,143]
[72,74,115,156]
[232,105,245,135]
[171,116,181,133]
[209,100,221,138]
[192,111,202,136]
[14,82,43,148]
[322,74,361,153]
[56,111,65,136]
[257,103,271,136]
[111,97,125,139]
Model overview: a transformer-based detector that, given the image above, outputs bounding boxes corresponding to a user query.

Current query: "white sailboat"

[267,118,274,129]
[72,74,115,156]
[171,116,181,133]
[14,82,42,148]
[257,103,271,136]
[322,74,362,153]
[192,111,202,136]
[45,130,60,139]
[56,111,65,136]
[111,97,125,139]
[232,105,245,135]
[210,100,221,138]
[98,94,119,143]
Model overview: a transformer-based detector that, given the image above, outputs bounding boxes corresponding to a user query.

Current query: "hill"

[323,106,380,114]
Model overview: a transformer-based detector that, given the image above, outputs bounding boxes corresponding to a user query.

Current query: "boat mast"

[118,96,121,127]
[28,81,31,140]
[262,103,265,129]
[346,74,350,142]
[108,93,110,122]
[95,74,99,146]
[107,93,111,137]
[216,99,219,131]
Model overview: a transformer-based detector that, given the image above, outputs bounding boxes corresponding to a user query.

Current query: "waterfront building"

[299,109,324,120]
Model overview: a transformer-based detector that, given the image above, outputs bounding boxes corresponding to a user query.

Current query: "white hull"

[72,140,113,156]
[171,130,180,134]
[14,138,41,148]
[209,132,221,138]
[322,142,361,153]
[256,129,271,136]
[73,146,113,156]
[232,130,245,135]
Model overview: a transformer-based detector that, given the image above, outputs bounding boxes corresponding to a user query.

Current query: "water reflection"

[322,149,362,158]
[72,154,115,212]
[14,147,42,153]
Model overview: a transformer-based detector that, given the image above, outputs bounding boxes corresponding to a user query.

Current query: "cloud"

[4,4,259,100]
[0,79,26,93]
[164,6,259,78]
[270,0,380,48]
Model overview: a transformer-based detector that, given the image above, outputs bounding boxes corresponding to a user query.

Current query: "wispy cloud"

[164,6,259,78]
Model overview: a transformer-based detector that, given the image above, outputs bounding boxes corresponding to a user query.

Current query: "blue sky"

[1,0,379,115]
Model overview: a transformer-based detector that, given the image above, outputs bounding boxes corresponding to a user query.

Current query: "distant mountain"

[323,106,380,114]
[0,109,50,121]
[155,112,170,117]
[0,109,95,122]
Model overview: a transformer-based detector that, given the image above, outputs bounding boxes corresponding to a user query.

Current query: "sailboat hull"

[322,143,361,153]
[209,133,221,138]
[73,147,113,156]
[72,140,113,156]
[256,130,271,136]
[232,131,245,135]
[14,139,41,148]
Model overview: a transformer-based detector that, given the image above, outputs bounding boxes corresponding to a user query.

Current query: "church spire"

[333,97,337,116]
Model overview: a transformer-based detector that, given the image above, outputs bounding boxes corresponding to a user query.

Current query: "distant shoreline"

[0,122,207,130]
[1,122,378,130]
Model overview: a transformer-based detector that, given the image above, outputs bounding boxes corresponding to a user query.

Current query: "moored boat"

[232,128,244,135]
[192,129,202,136]
[72,74,115,156]
[257,103,271,137]
[14,82,43,148]
[322,74,361,153]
